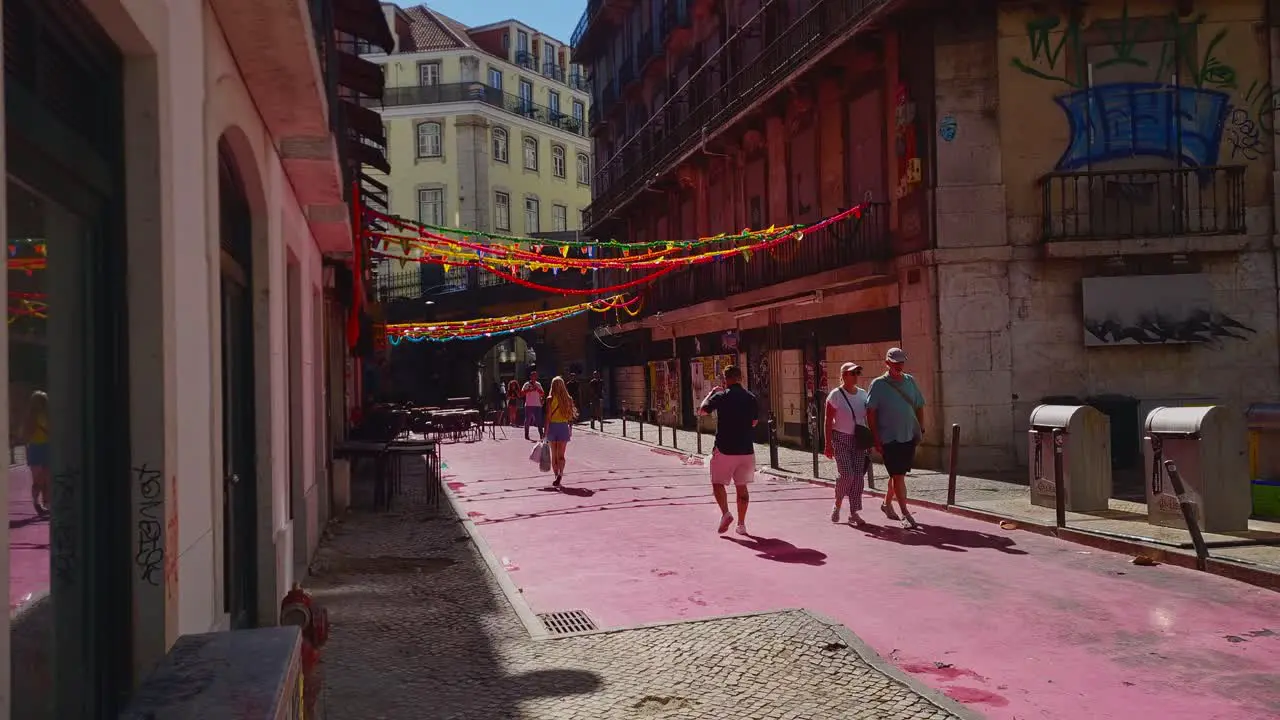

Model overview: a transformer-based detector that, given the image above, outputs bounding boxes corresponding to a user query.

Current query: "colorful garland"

[388,217,804,251]
[364,205,865,274]
[387,294,641,343]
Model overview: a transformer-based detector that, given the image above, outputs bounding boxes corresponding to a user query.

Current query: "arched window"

[492,127,508,162]
[416,121,442,158]
[523,137,538,170]
[576,153,590,185]
[552,145,566,178]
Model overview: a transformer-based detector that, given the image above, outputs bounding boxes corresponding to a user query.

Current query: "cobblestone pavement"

[583,418,1025,507]
[312,492,965,720]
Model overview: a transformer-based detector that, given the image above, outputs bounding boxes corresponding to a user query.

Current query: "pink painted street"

[8,462,48,611]
[442,431,1280,720]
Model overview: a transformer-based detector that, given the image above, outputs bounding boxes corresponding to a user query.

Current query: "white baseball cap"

[839,362,862,375]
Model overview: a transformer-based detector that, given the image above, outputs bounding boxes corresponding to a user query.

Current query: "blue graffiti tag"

[1053,83,1230,170]
[938,115,957,142]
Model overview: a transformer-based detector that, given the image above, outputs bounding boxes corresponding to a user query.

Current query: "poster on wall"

[647,359,681,423]
[689,354,738,406]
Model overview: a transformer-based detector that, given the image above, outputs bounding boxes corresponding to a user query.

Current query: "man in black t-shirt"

[698,365,759,535]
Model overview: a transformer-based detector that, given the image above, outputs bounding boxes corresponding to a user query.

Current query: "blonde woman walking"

[544,376,578,487]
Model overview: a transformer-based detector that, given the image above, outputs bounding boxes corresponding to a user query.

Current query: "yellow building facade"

[367,5,592,294]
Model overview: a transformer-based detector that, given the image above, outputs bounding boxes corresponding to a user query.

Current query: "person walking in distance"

[522,370,546,441]
[866,348,926,529]
[698,366,759,535]
[588,370,604,425]
[565,371,581,424]
[824,363,872,526]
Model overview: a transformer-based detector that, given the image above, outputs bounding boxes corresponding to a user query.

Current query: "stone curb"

[806,610,989,720]
[440,482,550,640]
[443,477,984,718]
[579,427,1280,593]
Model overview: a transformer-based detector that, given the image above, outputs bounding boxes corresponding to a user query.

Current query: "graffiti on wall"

[1010,2,1277,169]
[1081,274,1256,346]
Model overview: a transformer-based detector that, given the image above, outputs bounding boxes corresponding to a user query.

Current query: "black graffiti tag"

[135,464,164,586]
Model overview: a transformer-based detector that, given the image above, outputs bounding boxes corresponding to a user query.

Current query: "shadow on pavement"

[311,482,602,719]
[860,522,1028,555]
[723,535,828,565]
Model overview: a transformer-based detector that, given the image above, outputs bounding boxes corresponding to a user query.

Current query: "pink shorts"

[709,449,755,486]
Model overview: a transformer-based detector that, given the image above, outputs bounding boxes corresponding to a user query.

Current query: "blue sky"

[388,0,585,44]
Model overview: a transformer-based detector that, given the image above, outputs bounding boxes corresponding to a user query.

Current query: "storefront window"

[6,1,130,717]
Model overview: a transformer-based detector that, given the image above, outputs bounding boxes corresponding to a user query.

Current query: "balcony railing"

[571,0,604,49]
[611,204,890,314]
[515,50,537,70]
[543,62,566,83]
[377,259,594,321]
[371,83,586,136]
[1040,166,1246,241]
[569,70,592,93]
[585,0,892,229]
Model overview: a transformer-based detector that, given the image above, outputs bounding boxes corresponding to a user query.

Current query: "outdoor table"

[384,434,442,509]
[334,440,393,511]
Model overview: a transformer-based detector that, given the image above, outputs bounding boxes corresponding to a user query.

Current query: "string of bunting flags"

[364,204,864,342]
[362,204,865,275]
[385,294,643,344]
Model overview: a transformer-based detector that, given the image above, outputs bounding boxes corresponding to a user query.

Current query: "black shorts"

[882,441,917,476]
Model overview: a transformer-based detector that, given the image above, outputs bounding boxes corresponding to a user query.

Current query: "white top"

[826,386,869,435]
[522,381,544,407]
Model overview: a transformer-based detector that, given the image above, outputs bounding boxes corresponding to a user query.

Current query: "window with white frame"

[488,67,503,90]
[553,204,567,232]
[494,191,511,230]
[576,153,590,185]
[492,127,508,162]
[523,136,538,170]
[548,90,561,119]
[552,145,566,178]
[572,100,585,123]
[417,121,442,158]
[419,61,441,86]
[525,197,540,233]
[418,188,444,225]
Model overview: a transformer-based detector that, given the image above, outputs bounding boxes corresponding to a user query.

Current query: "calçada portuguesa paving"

[317,430,1280,719]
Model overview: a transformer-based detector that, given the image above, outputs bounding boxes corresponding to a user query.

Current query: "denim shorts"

[547,422,572,442]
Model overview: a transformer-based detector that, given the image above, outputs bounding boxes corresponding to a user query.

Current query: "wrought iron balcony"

[585,0,893,229]
[376,256,595,322]
[571,0,603,49]
[604,204,891,315]
[569,70,592,93]
[515,50,537,71]
[1040,166,1246,241]
[370,83,586,136]
[543,63,566,83]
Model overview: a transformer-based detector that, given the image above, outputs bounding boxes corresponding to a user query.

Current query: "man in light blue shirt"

[866,347,925,529]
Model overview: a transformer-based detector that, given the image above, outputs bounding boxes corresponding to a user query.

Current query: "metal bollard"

[946,423,960,506]
[639,411,645,441]
[696,415,703,454]
[809,407,820,478]
[621,402,628,437]
[1052,429,1066,528]
[672,422,679,450]
[1164,460,1209,571]
[657,418,664,446]
[768,412,780,469]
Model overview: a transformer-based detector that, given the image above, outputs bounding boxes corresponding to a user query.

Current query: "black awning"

[337,51,385,99]
[349,136,391,174]
[334,0,394,53]
[341,98,385,146]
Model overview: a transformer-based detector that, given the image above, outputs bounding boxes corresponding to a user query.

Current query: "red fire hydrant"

[281,584,329,717]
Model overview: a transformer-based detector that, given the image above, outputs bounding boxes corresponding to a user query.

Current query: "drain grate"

[537,610,597,635]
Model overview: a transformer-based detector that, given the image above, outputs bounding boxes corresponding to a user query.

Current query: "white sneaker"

[849,512,864,527]
[830,507,841,523]
[735,524,748,536]
[718,513,734,534]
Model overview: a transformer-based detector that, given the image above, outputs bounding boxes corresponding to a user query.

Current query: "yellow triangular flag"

[443,263,451,273]
[560,245,570,258]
